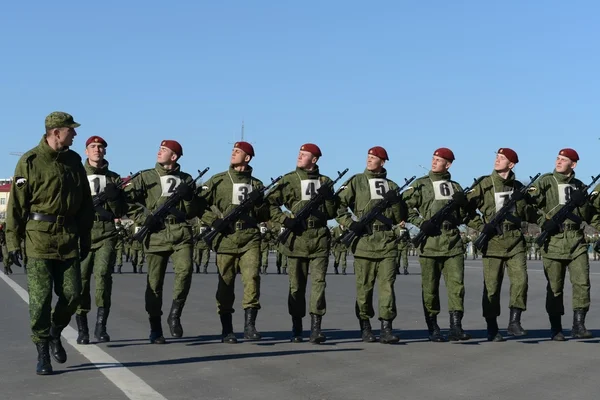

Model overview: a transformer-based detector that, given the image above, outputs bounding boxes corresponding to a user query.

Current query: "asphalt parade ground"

[2,254,600,400]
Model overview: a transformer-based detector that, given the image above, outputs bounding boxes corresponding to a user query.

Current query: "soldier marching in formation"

[7,111,600,375]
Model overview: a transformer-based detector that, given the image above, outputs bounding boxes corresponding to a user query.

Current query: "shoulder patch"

[15,177,27,188]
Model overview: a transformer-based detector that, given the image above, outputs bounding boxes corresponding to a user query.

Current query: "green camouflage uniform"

[128,224,145,273]
[7,133,94,344]
[0,224,13,274]
[461,235,470,259]
[395,226,411,274]
[331,225,348,274]
[192,219,210,273]
[77,160,127,317]
[259,225,275,274]
[114,223,129,272]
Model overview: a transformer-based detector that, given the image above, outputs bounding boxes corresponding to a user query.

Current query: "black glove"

[541,219,560,235]
[570,190,587,207]
[8,250,22,268]
[419,220,439,236]
[283,217,297,230]
[175,181,194,201]
[348,221,364,234]
[451,192,468,207]
[510,190,525,202]
[481,223,497,237]
[103,184,120,201]
[211,218,227,231]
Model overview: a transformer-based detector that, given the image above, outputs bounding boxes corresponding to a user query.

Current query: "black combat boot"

[425,314,445,342]
[291,317,303,343]
[138,266,144,274]
[549,314,565,341]
[448,311,471,341]
[133,265,137,274]
[203,265,208,274]
[262,266,268,275]
[359,319,377,342]
[379,320,400,344]
[49,325,67,364]
[282,267,287,275]
[486,317,505,342]
[149,316,166,344]
[334,266,339,275]
[94,307,111,342]
[243,308,262,340]
[309,314,326,344]
[277,266,281,274]
[220,313,237,343]
[166,300,185,338]
[195,264,200,274]
[117,265,122,274]
[403,267,409,275]
[35,340,53,375]
[342,267,347,275]
[76,313,90,345]
[507,307,527,336]
[572,309,593,339]
[395,265,400,275]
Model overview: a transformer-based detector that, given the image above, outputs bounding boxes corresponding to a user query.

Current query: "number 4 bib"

[301,179,321,201]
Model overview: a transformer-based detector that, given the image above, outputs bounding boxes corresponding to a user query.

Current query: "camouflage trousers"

[216,247,261,314]
[276,251,287,268]
[334,251,347,268]
[131,249,144,267]
[396,248,409,269]
[482,253,528,318]
[260,246,269,268]
[354,256,397,321]
[77,238,116,314]
[2,244,12,268]
[27,257,81,343]
[287,256,327,317]
[193,247,210,268]
[420,255,465,316]
[115,245,123,267]
[543,254,590,315]
[145,247,193,317]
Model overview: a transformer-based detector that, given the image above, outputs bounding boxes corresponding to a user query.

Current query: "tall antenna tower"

[240,120,245,141]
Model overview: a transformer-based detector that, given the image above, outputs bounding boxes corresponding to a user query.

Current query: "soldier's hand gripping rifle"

[133,167,210,243]
[277,168,349,244]
[93,170,142,208]
[537,173,600,247]
[340,176,416,247]
[202,176,282,247]
[412,177,484,248]
[473,173,541,250]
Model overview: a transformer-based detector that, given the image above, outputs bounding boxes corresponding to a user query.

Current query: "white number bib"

[494,191,514,212]
[433,180,454,200]
[87,175,107,196]
[134,226,141,234]
[368,179,389,199]
[260,226,267,234]
[301,179,321,201]
[233,183,252,205]
[160,175,181,197]
[557,184,574,205]
[199,226,208,234]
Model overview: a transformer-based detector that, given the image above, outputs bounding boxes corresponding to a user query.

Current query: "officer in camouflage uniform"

[200,141,271,343]
[0,223,13,275]
[395,225,411,275]
[128,224,145,273]
[124,231,131,262]
[403,148,471,342]
[74,136,127,345]
[465,148,531,341]
[331,224,348,275]
[6,111,94,375]
[276,237,288,274]
[192,218,211,274]
[337,146,406,343]
[529,148,593,340]
[460,233,470,260]
[267,143,338,344]
[259,223,274,275]
[114,220,129,273]
[125,140,200,344]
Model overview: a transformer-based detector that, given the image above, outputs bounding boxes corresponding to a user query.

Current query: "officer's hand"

[570,190,587,207]
[103,184,120,201]
[510,190,525,202]
[144,214,162,232]
[175,182,194,201]
[8,250,22,268]
[348,221,363,234]
[481,223,496,237]
[419,220,439,236]
[212,218,227,231]
[451,192,468,207]
[541,219,560,235]
[283,217,298,230]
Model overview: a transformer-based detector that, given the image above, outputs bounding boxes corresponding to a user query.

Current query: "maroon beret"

[368,146,389,161]
[558,148,579,162]
[498,148,519,164]
[433,147,455,162]
[86,135,107,148]
[161,140,183,157]
[234,141,255,157]
[300,143,322,157]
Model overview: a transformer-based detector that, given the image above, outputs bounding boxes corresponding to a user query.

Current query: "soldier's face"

[494,153,514,172]
[431,156,451,173]
[157,146,177,165]
[86,143,106,162]
[366,154,384,171]
[57,127,77,148]
[555,155,576,174]
[231,148,250,166]
[297,151,317,169]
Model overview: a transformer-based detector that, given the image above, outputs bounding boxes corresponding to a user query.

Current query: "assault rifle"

[339,175,416,247]
[412,176,484,248]
[537,173,600,247]
[133,167,210,242]
[93,170,141,208]
[473,173,541,250]
[202,176,282,247]
[277,168,349,244]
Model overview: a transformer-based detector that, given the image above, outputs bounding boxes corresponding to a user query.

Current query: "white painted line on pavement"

[0,272,168,400]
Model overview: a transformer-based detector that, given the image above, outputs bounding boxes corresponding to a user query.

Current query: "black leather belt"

[29,212,71,225]
[499,224,518,233]
[561,223,580,232]
[372,224,391,232]
[234,221,255,230]
[306,219,326,229]
[164,217,182,224]
[441,222,457,230]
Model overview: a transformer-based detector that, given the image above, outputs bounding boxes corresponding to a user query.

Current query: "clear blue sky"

[1,1,598,187]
